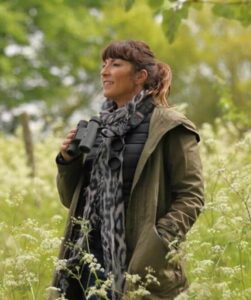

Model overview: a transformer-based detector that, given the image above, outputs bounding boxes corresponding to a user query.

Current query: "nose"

[100,62,111,77]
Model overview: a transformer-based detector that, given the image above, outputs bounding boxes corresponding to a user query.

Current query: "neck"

[113,89,144,108]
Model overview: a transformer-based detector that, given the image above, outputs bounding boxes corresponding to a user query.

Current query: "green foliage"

[166,6,251,128]
[0,0,250,131]
[215,77,250,131]
[147,0,164,10]
[213,2,251,26]
[0,2,27,43]
[0,0,107,109]
[124,0,135,11]
[126,0,251,43]
[162,4,190,43]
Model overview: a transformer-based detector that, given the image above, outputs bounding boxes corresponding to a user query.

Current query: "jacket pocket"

[128,226,187,297]
[129,226,168,274]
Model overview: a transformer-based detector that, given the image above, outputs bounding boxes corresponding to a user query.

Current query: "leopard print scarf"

[82,91,146,298]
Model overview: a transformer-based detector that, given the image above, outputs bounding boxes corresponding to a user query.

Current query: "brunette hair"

[102,40,172,106]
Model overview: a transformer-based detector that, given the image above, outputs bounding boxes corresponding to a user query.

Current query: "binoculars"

[67,116,101,157]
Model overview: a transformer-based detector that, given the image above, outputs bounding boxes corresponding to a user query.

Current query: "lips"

[103,80,113,87]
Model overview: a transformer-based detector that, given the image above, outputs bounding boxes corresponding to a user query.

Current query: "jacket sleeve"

[156,125,204,249]
[56,154,84,209]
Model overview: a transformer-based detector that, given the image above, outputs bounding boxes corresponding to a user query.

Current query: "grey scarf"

[83,91,146,298]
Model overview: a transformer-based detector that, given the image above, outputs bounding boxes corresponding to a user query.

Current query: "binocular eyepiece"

[67,116,101,157]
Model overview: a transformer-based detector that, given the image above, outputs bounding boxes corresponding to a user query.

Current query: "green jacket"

[50,107,204,300]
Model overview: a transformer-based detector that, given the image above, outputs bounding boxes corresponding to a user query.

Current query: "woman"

[49,40,204,300]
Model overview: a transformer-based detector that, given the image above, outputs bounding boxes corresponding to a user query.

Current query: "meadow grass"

[0,121,250,300]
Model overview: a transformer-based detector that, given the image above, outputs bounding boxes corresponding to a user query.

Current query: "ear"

[135,69,148,85]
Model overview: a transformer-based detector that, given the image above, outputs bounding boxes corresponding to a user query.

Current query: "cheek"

[118,79,133,92]
[120,74,135,87]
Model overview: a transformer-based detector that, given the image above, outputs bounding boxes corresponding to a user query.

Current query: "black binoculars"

[67,116,101,157]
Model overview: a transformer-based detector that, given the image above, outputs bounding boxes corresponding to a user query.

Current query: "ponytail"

[145,62,172,106]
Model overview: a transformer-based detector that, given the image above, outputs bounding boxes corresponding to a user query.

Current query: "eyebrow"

[104,58,122,63]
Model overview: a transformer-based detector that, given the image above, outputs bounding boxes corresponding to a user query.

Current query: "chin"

[103,92,114,99]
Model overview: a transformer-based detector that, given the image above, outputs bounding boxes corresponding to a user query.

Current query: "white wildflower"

[200,259,214,268]
[3,272,19,288]
[18,233,38,243]
[82,253,95,264]
[219,267,235,277]
[55,259,68,271]
[41,237,61,250]
[125,273,141,284]
[238,240,249,250]
[211,245,223,254]
[86,285,108,299]
[51,214,63,223]
[16,253,40,267]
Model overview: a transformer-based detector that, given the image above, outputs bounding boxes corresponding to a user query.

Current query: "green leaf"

[0,3,27,43]
[162,4,189,43]
[124,0,135,11]
[147,0,164,10]
[213,3,251,27]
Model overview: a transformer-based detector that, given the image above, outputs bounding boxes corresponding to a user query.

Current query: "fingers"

[60,128,77,161]
[61,129,76,149]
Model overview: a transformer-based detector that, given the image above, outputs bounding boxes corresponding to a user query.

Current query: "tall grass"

[0,130,66,299]
[0,121,250,299]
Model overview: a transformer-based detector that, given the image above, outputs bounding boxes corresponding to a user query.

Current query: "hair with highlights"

[102,40,172,106]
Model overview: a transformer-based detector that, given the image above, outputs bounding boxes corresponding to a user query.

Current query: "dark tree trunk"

[20,112,36,177]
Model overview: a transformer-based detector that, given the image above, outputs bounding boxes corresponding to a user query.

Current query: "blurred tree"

[0,0,108,112]
[126,0,251,43]
[0,0,250,131]
[166,7,251,127]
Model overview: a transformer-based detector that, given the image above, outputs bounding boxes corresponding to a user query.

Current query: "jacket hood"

[131,106,200,192]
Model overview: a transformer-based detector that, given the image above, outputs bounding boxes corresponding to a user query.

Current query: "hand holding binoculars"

[67,116,101,157]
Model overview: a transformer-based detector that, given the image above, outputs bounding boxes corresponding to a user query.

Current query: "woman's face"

[101,58,142,107]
